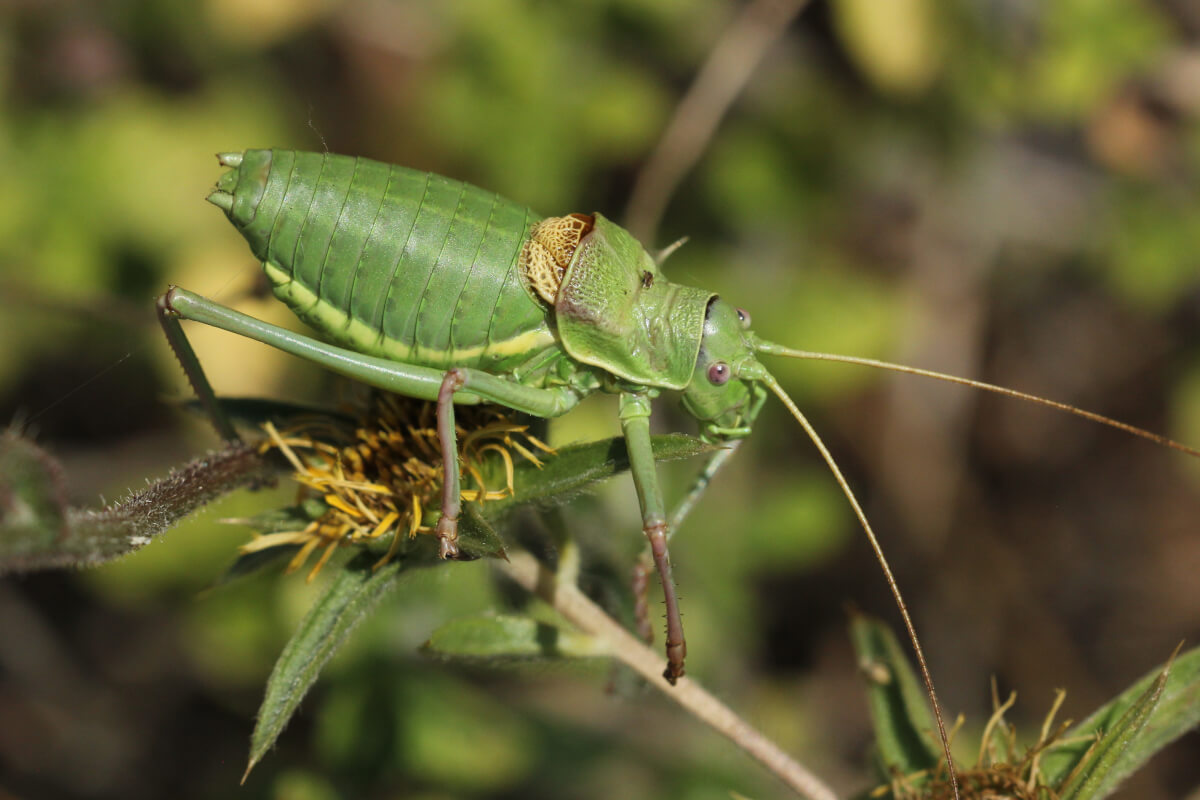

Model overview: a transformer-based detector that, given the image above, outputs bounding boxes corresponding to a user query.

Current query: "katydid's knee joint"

[644,518,668,551]
[437,369,467,409]
[157,287,180,317]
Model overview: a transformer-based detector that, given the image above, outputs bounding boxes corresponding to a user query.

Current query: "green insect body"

[173,148,772,685]
[208,150,715,399]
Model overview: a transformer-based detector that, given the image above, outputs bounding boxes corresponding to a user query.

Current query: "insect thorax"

[519,213,594,304]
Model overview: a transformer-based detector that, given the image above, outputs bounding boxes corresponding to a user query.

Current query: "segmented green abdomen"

[210,149,555,373]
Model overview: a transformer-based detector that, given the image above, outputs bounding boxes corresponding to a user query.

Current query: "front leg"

[632,440,744,647]
[619,391,686,684]
[156,293,240,442]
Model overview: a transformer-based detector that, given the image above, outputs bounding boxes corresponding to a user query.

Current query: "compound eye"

[707,362,731,385]
[735,307,751,328]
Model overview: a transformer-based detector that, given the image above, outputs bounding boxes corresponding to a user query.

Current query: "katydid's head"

[681,298,767,437]
[680,298,824,441]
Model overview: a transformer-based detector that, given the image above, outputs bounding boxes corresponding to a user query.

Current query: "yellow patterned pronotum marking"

[519,214,595,303]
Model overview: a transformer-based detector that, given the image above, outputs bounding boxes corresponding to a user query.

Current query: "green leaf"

[0,429,68,555]
[231,500,330,534]
[212,545,299,586]
[424,614,606,661]
[211,502,329,586]
[455,503,508,560]
[1056,661,1168,799]
[487,433,713,515]
[246,550,414,778]
[849,613,942,778]
[1041,644,1200,797]
[186,397,356,430]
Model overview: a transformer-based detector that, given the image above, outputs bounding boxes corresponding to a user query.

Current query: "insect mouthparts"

[207,191,234,212]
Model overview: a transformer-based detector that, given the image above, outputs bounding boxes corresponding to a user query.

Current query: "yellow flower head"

[244,394,553,580]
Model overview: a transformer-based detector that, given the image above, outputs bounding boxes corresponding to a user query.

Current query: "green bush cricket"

[158,150,1200,792]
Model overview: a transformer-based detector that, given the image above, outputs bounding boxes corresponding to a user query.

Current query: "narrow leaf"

[211,545,299,586]
[1057,661,1168,799]
[456,503,508,560]
[246,550,413,777]
[228,500,330,534]
[1041,644,1200,797]
[211,502,329,586]
[186,396,355,429]
[487,433,713,515]
[424,614,607,661]
[849,613,942,777]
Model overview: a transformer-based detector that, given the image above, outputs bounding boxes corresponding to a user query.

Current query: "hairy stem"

[0,437,272,572]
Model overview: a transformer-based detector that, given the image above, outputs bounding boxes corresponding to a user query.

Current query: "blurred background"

[3,0,1200,797]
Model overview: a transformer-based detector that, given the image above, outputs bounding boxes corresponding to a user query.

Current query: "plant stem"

[624,0,812,244]
[494,549,839,800]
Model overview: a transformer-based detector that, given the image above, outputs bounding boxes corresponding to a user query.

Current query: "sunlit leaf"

[849,613,942,778]
[424,613,606,661]
[456,502,508,560]
[1056,662,1166,799]
[1041,644,1200,797]
[246,549,419,777]
[490,433,713,514]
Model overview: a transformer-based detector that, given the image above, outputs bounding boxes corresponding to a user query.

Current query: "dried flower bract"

[876,683,1082,800]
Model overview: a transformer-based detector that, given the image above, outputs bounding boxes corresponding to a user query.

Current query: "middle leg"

[619,391,686,684]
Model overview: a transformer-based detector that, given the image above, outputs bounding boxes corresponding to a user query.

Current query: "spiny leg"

[619,391,686,684]
[632,441,743,648]
[156,291,240,442]
[435,369,467,560]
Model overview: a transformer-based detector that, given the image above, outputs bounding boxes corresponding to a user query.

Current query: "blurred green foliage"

[2,0,1200,798]
[851,614,1200,799]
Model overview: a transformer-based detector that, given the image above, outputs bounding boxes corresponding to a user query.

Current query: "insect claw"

[662,647,686,685]
[435,514,459,559]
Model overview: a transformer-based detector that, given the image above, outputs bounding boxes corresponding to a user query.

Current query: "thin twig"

[624,0,811,244]
[494,549,838,800]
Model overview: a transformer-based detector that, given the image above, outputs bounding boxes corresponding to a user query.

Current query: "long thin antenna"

[761,373,961,800]
[755,342,1200,458]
